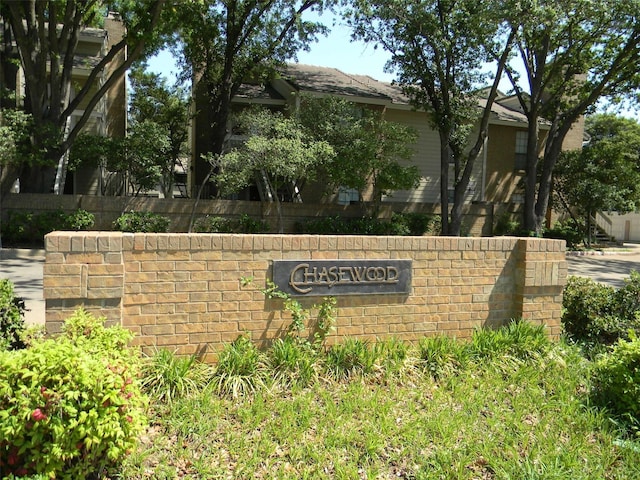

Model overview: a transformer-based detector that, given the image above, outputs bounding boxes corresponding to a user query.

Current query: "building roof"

[280,63,529,125]
[282,64,391,101]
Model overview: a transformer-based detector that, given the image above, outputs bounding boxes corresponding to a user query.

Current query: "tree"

[128,66,190,198]
[555,114,640,246]
[347,0,515,235]
[0,109,31,248]
[171,0,332,197]
[500,0,640,234]
[296,95,420,212]
[213,108,335,232]
[0,0,166,194]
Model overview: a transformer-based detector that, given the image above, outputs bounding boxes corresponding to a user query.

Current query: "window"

[337,187,359,205]
[515,131,527,170]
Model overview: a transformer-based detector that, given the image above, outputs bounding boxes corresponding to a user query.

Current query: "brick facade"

[44,232,567,362]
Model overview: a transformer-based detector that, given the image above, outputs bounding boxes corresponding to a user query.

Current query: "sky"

[146,13,395,83]
[146,12,639,120]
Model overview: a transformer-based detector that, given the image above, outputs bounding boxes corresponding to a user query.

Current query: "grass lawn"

[115,332,640,479]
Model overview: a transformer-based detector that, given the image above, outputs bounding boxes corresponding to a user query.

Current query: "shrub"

[390,212,440,236]
[418,335,468,379]
[493,211,522,236]
[64,208,95,231]
[295,213,439,236]
[194,214,269,233]
[140,349,211,404]
[562,274,640,355]
[193,215,234,233]
[468,320,550,361]
[267,336,319,388]
[0,310,146,479]
[544,219,584,249]
[236,214,270,233]
[113,210,170,233]
[1,209,95,246]
[209,334,266,398]
[324,338,379,380]
[0,279,26,351]
[592,333,640,425]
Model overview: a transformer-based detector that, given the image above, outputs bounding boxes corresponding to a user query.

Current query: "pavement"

[1,248,45,326]
[2,243,640,327]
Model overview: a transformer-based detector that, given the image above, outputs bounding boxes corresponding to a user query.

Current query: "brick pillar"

[515,238,567,337]
[44,232,125,333]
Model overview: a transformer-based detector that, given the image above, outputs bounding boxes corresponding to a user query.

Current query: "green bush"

[592,333,640,425]
[193,214,269,233]
[140,348,211,404]
[209,334,266,398]
[1,209,95,246]
[562,274,640,355]
[0,309,146,479]
[493,211,522,236]
[324,338,379,380]
[267,336,319,388]
[295,213,439,236]
[113,210,170,233]
[544,219,584,249]
[0,279,26,351]
[193,215,234,233]
[390,212,440,236]
[64,208,95,231]
[418,335,468,379]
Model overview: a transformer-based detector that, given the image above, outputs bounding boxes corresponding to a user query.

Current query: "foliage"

[295,212,439,236]
[0,109,32,168]
[544,218,584,250]
[113,211,170,233]
[267,337,319,389]
[140,349,211,404]
[0,309,146,479]
[499,1,640,233]
[555,115,640,245]
[1,209,94,246]
[418,335,469,379]
[592,332,640,428]
[324,338,379,380]
[1,0,166,192]
[493,211,522,236]
[209,334,266,398]
[347,0,513,234]
[125,121,167,194]
[117,333,640,479]
[389,212,440,236]
[0,279,26,351]
[296,95,420,208]
[65,209,95,231]
[258,280,337,349]
[562,273,640,356]
[128,66,190,198]
[213,108,335,232]
[193,214,270,234]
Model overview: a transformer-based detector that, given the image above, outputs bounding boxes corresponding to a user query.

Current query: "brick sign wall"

[44,232,567,362]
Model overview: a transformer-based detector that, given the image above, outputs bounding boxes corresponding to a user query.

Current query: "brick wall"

[44,232,567,362]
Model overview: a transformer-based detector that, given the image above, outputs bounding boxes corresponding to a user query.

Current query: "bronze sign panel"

[272,259,412,296]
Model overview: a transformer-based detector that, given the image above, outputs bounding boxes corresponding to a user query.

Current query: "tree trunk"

[439,134,451,235]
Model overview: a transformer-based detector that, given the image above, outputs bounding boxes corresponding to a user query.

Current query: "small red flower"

[31,408,47,422]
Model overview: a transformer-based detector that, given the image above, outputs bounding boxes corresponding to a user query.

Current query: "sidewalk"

[565,242,640,288]
[0,248,45,325]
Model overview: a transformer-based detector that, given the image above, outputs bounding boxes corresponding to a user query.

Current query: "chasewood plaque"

[272,259,412,296]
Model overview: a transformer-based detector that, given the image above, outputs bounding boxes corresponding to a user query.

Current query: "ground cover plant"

[115,320,640,479]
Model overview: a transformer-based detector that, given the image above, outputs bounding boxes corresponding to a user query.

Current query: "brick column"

[515,238,567,337]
